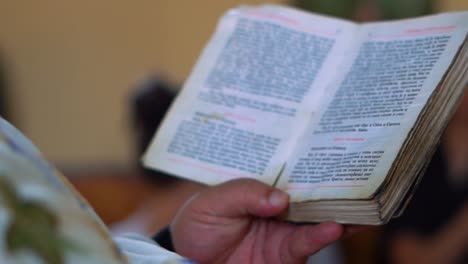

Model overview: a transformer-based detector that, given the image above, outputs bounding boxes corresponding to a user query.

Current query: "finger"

[194,178,289,218]
[282,222,344,263]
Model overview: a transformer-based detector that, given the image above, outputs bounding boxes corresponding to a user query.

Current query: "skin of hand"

[171,178,365,264]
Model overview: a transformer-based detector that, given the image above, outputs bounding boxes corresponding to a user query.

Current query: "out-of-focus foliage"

[377,0,432,19]
[293,0,432,20]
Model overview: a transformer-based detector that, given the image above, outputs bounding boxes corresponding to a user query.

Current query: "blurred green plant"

[377,0,432,19]
[293,0,432,20]
[294,0,358,19]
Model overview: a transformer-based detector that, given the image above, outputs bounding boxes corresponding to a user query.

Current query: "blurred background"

[1,0,467,263]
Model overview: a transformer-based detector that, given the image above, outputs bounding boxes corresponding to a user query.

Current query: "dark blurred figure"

[111,75,205,235]
[0,53,9,119]
[130,76,178,185]
[380,92,468,264]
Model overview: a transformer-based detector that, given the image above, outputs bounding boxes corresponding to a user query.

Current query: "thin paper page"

[143,5,356,186]
[277,11,468,201]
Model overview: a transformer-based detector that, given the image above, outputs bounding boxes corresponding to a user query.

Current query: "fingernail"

[268,190,288,207]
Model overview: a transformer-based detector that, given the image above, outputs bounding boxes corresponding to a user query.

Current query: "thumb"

[282,222,344,263]
[193,178,289,218]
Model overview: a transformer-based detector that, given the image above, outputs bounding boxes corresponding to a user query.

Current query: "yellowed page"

[277,11,468,201]
[143,5,357,186]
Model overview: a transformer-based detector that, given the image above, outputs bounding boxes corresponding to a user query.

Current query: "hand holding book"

[171,178,366,263]
[143,5,468,224]
[0,117,365,263]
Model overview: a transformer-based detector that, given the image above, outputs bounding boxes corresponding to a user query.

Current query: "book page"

[277,11,468,201]
[143,5,357,186]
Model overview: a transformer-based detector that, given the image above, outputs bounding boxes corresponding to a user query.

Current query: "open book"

[143,5,468,225]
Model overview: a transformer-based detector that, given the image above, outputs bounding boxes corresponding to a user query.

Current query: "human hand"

[171,178,364,264]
